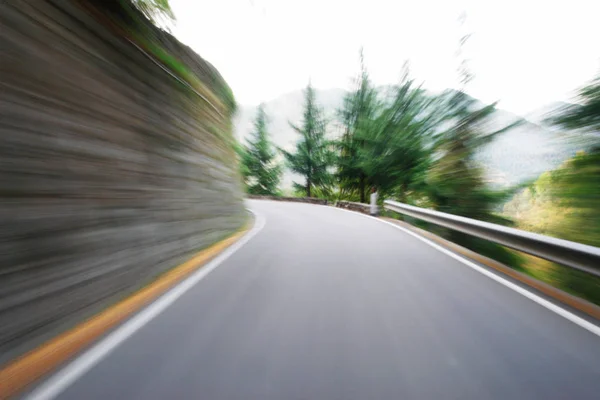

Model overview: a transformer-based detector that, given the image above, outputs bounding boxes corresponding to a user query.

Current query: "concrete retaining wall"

[247,195,329,205]
[335,200,372,214]
[0,1,244,363]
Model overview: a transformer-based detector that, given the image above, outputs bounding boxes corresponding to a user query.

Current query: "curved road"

[29,200,600,399]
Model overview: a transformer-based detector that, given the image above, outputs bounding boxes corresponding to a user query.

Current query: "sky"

[169,0,599,115]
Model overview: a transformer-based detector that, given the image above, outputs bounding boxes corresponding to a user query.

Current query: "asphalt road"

[32,200,600,399]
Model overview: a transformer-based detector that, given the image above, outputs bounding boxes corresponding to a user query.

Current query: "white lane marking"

[327,205,600,337]
[26,211,266,400]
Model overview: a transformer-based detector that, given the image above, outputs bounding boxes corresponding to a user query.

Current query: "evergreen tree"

[282,82,335,197]
[356,65,439,201]
[337,50,378,202]
[549,75,600,135]
[336,57,439,203]
[242,105,281,195]
[425,90,515,221]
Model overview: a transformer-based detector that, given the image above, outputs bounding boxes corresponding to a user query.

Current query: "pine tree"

[337,49,378,202]
[242,105,281,195]
[282,82,335,197]
[549,75,600,135]
[356,64,439,200]
[336,56,439,203]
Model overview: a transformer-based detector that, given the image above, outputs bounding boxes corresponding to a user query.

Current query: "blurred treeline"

[241,49,524,267]
[240,50,600,302]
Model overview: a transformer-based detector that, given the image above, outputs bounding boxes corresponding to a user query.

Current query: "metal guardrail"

[384,200,600,277]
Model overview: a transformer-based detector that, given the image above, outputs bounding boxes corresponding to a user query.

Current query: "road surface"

[30,200,600,399]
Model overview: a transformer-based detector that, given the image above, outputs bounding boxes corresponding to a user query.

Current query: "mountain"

[524,101,570,127]
[471,102,581,187]
[234,89,584,190]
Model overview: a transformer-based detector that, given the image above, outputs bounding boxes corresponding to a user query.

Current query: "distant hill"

[524,101,571,127]
[234,88,346,150]
[234,89,585,190]
[471,102,582,187]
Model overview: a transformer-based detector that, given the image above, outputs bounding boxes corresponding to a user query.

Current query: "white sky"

[170,0,599,115]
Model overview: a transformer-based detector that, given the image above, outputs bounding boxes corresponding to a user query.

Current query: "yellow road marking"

[0,223,250,399]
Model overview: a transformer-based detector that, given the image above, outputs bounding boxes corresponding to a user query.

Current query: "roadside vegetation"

[502,77,600,304]
[239,105,282,195]
[239,31,600,304]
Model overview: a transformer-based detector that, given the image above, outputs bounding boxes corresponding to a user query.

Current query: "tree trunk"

[359,175,365,203]
[399,182,407,202]
[307,179,311,197]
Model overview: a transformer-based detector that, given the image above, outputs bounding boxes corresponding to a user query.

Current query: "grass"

[514,253,600,307]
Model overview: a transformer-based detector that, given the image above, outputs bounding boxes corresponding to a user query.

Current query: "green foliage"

[501,70,600,305]
[357,75,439,200]
[144,41,192,80]
[547,151,600,246]
[504,152,600,245]
[416,90,519,264]
[503,152,600,305]
[333,47,519,268]
[335,49,519,247]
[413,25,521,263]
[503,172,562,235]
[549,76,600,134]
[131,0,175,24]
[545,72,600,247]
[425,91,516,221]
[233,141,250,182]
[336,55,440,204]
[282,83,336,197]
[336,50,378,202]
[241,105,281,195]
[330,48,520,269]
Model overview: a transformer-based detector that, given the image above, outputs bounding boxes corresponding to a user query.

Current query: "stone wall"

[335,200,373,214]
[0,1,244,363]
[247,195,329,205]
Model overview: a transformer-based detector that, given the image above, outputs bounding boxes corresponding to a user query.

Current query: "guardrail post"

[370,190,378,216]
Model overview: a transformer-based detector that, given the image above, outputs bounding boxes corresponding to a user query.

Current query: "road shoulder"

[0,216,254,399]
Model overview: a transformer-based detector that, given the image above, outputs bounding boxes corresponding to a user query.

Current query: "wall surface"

[247,195,329,205]
[0,1,245,363]
[335,200,372,214]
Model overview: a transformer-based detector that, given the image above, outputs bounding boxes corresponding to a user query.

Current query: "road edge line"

[327,205,600,337]
[251,200,600,323]
[380,217,600,321]
[0,211,264,400]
